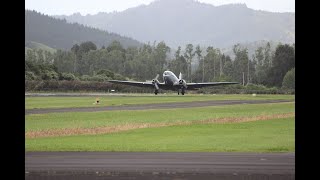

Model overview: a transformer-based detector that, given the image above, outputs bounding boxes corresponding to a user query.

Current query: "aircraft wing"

[107,80,166,88]
[186,82,239,90]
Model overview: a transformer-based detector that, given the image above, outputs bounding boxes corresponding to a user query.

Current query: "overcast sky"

[25,0,295,15]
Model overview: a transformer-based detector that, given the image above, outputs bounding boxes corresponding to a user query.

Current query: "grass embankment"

[25,94,294,109]
[26,102,295,152]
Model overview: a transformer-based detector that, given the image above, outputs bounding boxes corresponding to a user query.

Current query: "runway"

[25,99,292,115]
[25,152,295,179]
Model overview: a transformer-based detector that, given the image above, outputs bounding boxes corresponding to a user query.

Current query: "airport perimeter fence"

[25,80,294,94]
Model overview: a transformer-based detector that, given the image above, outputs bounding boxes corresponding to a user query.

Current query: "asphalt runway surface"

[25,99,292,115]
[25,152,295,179]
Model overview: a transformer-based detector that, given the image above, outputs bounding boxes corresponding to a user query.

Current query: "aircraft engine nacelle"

[179,79,187,88]
[151,74,160,90]
[152,79,160,90]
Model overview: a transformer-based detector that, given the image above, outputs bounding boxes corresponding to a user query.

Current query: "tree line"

[25,40,295,91]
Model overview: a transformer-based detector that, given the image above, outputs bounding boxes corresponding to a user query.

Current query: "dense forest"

[25,40,295,93]
[25,10,142,49]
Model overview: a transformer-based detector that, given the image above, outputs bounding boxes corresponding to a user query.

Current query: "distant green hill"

[25,10,143,50]
[55,0,294,49]
[25,41,57,53]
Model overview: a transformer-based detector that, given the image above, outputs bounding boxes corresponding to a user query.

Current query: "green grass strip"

[26,117,294,152]
[26,102,294,131]
[25,94,294,109]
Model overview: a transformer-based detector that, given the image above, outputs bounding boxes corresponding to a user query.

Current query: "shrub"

[282,68,295,90]
[90,75,111,82]
[25,71,38,80]
[60,73,78,81]
[96,69,115,79]
[79,75,91,81]
[41,70,59,80]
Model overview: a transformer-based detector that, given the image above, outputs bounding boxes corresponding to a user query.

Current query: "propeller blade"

[155,74,159,80]
[154,83,159,90]
[179,72,182,79]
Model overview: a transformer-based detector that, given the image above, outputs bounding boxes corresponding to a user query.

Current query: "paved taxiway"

[25,99,292,115]
[25,152,295,179]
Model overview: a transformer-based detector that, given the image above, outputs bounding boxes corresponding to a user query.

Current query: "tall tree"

[254,46,267,84]
[223,55,234,80]
[168,47,188,77]
[25,49,37,62]
[36,49,44,64]
[107,40,125,53]
[282,68,295,89]
[175,46,181,60]
[184,44,195,82]
[153,41,170,75]
[264,42,272,67]
[268,44,295,87]
[53,50,75,73]
[79,41,97,53]
[204,46,221,81]
[195,45,203,82]
[71,44,80,73]
[232,44,249,85]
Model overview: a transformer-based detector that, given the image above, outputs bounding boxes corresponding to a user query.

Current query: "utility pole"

[220,56,223,77]
[190,62,192,83]
[73,57,77,74]
[213,58,215,81]
[202,57,204,82]
[242,72,245,86]
[247,57,250,85]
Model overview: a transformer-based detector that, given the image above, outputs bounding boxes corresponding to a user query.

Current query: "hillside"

[25,41,57,54]
[25,10,143,50]
[54,0,295,48]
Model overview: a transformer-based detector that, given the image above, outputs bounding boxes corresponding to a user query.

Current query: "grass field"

[26,102,294,131]
[25,94,294,109]
[26,101,295,152]
[26,118,294,152]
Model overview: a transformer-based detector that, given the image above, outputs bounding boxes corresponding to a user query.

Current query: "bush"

[96,69,115,78]
[25,71,38,80]
[79,75,91,81]
[90,75,111,82]
[41,70,59,80]
[113,73,127,80]
[59,73,78,81]
[282,68,295,90]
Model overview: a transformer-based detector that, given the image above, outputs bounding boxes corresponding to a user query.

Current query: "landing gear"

[177,89,185,95]
[154,89,159,95]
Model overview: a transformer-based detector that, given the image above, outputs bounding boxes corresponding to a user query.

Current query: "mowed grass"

[25,94,294,109]
[26,117,294,152]
[26,102,294,131]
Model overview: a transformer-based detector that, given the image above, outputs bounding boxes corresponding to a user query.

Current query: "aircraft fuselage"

[163,71,179,86]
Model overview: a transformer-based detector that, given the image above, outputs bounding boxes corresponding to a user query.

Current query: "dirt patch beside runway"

[26,112,294,138]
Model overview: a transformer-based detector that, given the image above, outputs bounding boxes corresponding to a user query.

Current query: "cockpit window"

[164,71,172,76]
